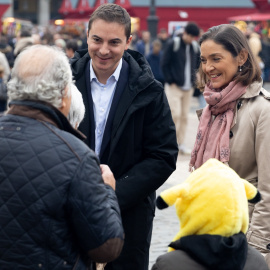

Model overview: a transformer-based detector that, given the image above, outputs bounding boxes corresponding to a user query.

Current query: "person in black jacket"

[0,44,124,270]
[161,22,200,155]
[70,3,178,270]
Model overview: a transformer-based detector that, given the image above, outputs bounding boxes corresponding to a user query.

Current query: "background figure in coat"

[161,22,200,155]
[70,3,178,270]
[152,159,268,270]
[189,24,270,267]
[146,39,164,86]
[0,44,124,269]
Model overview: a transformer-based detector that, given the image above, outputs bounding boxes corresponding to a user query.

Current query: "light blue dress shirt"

[90,58,122,156]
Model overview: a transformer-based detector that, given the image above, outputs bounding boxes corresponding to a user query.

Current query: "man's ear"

[125,35,132,50]
[238,49,248,66]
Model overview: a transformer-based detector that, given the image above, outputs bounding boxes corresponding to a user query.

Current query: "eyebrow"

[91,35,122,43]
[201,53,222,58]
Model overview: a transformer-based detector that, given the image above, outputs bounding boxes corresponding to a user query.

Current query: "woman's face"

[200,39,239,90]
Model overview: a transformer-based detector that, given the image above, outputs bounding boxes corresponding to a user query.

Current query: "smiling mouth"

[97,55,111,61]
[210,74,221,79]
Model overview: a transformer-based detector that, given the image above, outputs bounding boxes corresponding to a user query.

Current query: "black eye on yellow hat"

[156,159,261,252]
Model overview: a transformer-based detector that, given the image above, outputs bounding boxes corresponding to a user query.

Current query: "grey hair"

[68,83,85,128]
[7,44,72,109]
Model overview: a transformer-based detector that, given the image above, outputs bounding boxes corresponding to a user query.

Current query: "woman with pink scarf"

[189,24,270,267]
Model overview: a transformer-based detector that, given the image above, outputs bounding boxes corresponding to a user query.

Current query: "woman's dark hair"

[88,3,131,41]
[197,24,261,90]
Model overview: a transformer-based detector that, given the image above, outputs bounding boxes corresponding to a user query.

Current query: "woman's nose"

[205,62,214,72]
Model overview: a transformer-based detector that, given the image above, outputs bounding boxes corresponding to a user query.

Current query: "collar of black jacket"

[169,233,248,270]
[7,100,86,141]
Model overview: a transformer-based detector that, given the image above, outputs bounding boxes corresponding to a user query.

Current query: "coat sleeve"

[67,151,124,263]
[115,90,178,210]
[161,39,174,84]
[246,98,270,258]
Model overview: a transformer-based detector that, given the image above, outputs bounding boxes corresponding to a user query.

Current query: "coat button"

[38,263,42,268]
[237,101,242,110]
[230,131,233,138]
[266,243,270,250]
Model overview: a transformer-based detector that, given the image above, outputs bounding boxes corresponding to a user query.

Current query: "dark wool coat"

[71,49,178,270]
[161,35,200,87]
[0,101,124,270]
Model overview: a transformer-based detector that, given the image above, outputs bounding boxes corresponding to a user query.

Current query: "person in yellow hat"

[152,159,269,270]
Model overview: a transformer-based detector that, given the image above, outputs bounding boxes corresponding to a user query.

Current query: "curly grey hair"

[68,83,85,129]
[7,44,72,109]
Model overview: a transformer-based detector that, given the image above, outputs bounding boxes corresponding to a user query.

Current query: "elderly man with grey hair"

[0,45,124,270]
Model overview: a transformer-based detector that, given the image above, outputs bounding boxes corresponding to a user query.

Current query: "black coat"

[0,101,124,270]
[161,35,200,87]
[71,49,178,270]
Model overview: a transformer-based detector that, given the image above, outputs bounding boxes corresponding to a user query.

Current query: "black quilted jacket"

[0,101,124,270]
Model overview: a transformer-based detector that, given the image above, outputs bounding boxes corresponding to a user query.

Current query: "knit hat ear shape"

[156,158,261,252]
[242,179,261,203]
[156,183,190,209]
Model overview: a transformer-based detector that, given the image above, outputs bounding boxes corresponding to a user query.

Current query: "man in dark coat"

[70,3,178,270]
[161,22,200,155]
[0,44,124,270]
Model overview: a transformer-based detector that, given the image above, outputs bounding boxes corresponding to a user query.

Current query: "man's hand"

[100,164,116,190]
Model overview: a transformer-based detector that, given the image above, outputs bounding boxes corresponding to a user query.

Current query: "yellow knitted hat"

[156,159,260,251]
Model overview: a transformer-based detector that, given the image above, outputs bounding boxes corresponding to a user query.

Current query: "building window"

[14,0,19,11]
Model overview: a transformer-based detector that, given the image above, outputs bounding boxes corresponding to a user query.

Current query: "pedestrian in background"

[135,30,152,56]
[147,39,164,85]
[70,3,178,270]
[161,22,200,155]
[189,24,270,268]
[0,44,124,269]
[66,39,79,59]
[157,28,169,50]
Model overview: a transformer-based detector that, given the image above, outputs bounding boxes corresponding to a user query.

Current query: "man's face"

[87,19,132,82]
[182,32,197,45]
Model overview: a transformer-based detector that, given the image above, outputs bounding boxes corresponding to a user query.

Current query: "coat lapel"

[100,59,129,160]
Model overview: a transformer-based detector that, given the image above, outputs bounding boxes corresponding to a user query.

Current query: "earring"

[239,66,242,72]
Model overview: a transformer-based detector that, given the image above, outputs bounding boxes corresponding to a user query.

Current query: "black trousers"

[105,196,155,270]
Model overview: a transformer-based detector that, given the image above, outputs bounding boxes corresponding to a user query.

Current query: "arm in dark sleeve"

[67,152,124,263]
[161,39,174,84]
[116,90,178,210]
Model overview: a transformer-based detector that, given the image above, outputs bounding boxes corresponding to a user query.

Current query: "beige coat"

[197,81,270,266]
[229,81,270,265]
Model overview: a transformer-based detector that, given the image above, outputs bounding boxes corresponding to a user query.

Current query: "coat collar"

[169,233,248,270]
[241,80,263,99]
[7,100,86,141]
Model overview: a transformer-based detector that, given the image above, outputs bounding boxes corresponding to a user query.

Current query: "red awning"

[59,0,74,15]
[0,4,10,17]
[228,12,270,21]
[75,0,92,15]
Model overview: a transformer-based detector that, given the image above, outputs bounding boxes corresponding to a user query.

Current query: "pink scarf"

[189,81,247,170]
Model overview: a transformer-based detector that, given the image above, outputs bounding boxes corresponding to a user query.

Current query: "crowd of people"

[0,2,270,270]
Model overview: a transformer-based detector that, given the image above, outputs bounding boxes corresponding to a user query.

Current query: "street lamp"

[147,0,159,40]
